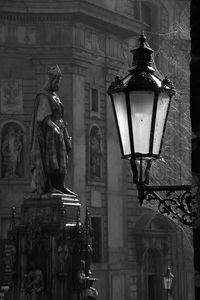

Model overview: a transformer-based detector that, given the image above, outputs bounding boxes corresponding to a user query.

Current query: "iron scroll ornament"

[137,183,195,227]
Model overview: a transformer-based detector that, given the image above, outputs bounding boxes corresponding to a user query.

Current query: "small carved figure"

[8,243,17,275]
[77,260,89,299]
[1,79,23,114]
[21,262,44,300]
[77,260,88,287]
[90,127,102,179]
[30,65,76,195]
[84,243,93,277]
[57,243,69,274]
[4,80,19,106]
[2,125,23,178]
[76,260,98,300]
[85,286,98,300]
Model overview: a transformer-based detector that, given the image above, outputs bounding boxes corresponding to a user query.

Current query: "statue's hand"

[47,119,61,135]
[57,120,65,130]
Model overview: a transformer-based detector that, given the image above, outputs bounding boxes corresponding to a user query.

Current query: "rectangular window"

[91,88,99,113]
[0,239,6,284]
[91,217,102,263]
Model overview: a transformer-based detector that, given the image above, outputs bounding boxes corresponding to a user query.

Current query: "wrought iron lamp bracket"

[130,157,194,227]
[136,182,194,226]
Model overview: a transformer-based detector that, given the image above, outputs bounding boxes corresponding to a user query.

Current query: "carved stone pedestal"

[4,193,96,300]
[22,193,80,226]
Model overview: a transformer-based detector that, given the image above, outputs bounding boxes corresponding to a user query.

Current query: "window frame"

[90,87,100,118]
[91,216,103,264]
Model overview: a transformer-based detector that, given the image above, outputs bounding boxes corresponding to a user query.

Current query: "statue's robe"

[30,90,68,194]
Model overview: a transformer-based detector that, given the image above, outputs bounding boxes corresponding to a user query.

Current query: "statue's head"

[48,65,62,80]
[46,65,62,92]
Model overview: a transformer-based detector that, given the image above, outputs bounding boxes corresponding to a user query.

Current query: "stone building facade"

[191,0,200,299]
[0,0,193,300]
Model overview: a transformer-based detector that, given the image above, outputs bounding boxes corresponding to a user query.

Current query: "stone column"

[62,63,88,221]
[106,71,126,300]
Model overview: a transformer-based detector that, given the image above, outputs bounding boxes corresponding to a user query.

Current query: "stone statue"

[30,65,76,196]
[76,260,89,299]
[2,125,23,178]
[21,262,44,300]
[85,286,98,300]
[57,243,69,274]
[73,259,98,300]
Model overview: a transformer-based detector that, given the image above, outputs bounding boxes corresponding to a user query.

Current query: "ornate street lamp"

[163,266,174,299]
[107,32,193,226]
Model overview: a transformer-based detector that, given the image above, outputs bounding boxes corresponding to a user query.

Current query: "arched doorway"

[134,212,194,300]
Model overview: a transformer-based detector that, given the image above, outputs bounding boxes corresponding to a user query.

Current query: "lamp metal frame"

[107,32,193,227]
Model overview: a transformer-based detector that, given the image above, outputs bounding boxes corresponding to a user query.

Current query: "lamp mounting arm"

[137,183,194,227]
[130,157,194,227]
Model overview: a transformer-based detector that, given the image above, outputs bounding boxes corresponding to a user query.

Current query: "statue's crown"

[48,65,62,79]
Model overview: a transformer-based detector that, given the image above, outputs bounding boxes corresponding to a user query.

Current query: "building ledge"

[0,1,144,37]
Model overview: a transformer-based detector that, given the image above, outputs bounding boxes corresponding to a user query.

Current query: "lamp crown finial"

[130,32,154,72]
[139,31,146,47]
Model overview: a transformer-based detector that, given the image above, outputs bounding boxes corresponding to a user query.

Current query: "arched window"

[89,125,102,180]
[1,121,24,179]
[141,2,151,29]
[141,1,159,51]
[160,5,169,34]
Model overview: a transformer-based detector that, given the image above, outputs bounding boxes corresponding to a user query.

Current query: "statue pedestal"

[22,193,81,226]
[2,193,96,300]
[18,193,82,300]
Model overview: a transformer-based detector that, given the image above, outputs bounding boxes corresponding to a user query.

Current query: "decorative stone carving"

[1,122,24,179]
[89,126,103,180]
[71,208,95,296]
[22,194,81,225]
[21,265,45,300]
[1,79,23,114]
[1,196,98,299]
[74,27,105,55]
[17,26,36,44]
[56,232,70,277]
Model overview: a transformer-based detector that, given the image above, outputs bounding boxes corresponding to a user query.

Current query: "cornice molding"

[30,58,89,76]
[0,1,144,37]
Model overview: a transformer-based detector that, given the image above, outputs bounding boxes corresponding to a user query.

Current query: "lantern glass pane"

[112,92,131,156]
[164,277,172,290]
[129,91,154,154]
[153,93,170,155]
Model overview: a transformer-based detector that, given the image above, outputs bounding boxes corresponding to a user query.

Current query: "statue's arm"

[37,94,60,134]
[46,119,60,134]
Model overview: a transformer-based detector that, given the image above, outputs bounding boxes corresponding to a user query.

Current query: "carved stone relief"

[1,79,23,114]
[17,26,36,44]
[89,126,103,180]
[1,122,24,179]
[56,234,69,276]
[74,27,105,55]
